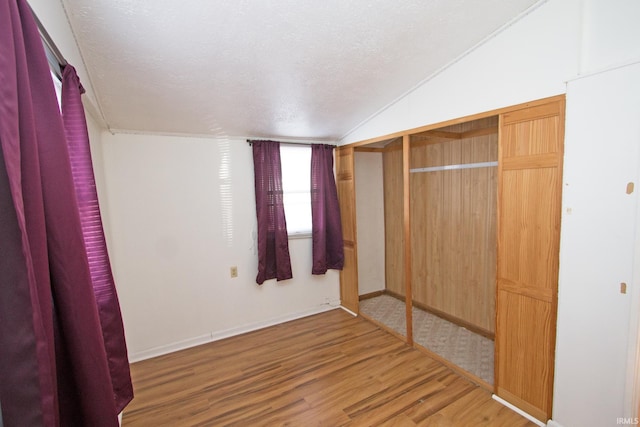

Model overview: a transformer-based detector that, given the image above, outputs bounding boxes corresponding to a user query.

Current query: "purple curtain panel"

[0,0,131,425]
[61,64,133,413]
[311,144,344,274]
[252,140,293,284]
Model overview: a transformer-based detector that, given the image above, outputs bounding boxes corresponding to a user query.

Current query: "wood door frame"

[336,146,359,314]
[402,135,413,345]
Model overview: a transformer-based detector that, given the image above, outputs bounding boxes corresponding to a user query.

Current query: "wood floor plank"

[418,388,535,427]
[123,309,535,426]
[403,375,477,424]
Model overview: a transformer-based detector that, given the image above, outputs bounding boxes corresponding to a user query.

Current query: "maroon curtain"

[0,0,129,425]
[61,64,133,413]
[252,140,292,284]
[310,144,344,274]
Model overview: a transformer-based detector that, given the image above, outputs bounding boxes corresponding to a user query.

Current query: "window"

[280,145,312,237]
[50,69,62,109]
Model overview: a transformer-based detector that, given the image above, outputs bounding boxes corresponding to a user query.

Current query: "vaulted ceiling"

[61,0,540,141]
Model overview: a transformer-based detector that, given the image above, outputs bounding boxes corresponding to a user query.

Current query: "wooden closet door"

[336,146,359,314]
[495,97,565,421]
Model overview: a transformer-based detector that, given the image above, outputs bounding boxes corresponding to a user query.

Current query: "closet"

[337,95,565,422]
[392,117,498,336]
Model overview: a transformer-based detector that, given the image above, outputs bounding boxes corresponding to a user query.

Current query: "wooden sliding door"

[495,97,565,421]
[336,146,359,314]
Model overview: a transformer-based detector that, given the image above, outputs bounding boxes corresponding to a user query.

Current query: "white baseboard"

[492,394,545,427]
[546,420,565,427]
[129,302,341,362]
[340,305,358,317]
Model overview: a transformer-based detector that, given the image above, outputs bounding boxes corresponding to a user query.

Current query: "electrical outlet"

[230,266,238,278]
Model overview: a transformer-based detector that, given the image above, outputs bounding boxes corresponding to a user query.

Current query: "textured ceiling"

[61,0,540,140]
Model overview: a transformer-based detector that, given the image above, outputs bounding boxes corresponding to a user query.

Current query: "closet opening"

[354,116,498,387]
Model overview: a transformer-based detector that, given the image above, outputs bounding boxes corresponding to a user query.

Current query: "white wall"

[579,0,640,72]
[354,152,386,295]
[340,0,640,425]
[554,60,640,427]
[100,133,340,360]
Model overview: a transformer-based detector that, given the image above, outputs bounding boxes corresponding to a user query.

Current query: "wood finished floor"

[123,309,535,426]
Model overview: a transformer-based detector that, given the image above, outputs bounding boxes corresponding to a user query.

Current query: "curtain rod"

[246,139,336,148]
[29,4,67,78]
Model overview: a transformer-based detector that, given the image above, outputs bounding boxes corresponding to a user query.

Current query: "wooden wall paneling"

[466,128,498,333]
[410,117,498,334]
[383,146,405,297]
[336,146,359,314]
[495,98,564,422]
[411,140,445,309]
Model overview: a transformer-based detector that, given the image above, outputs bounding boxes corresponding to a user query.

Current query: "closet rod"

[410,161,498,173]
